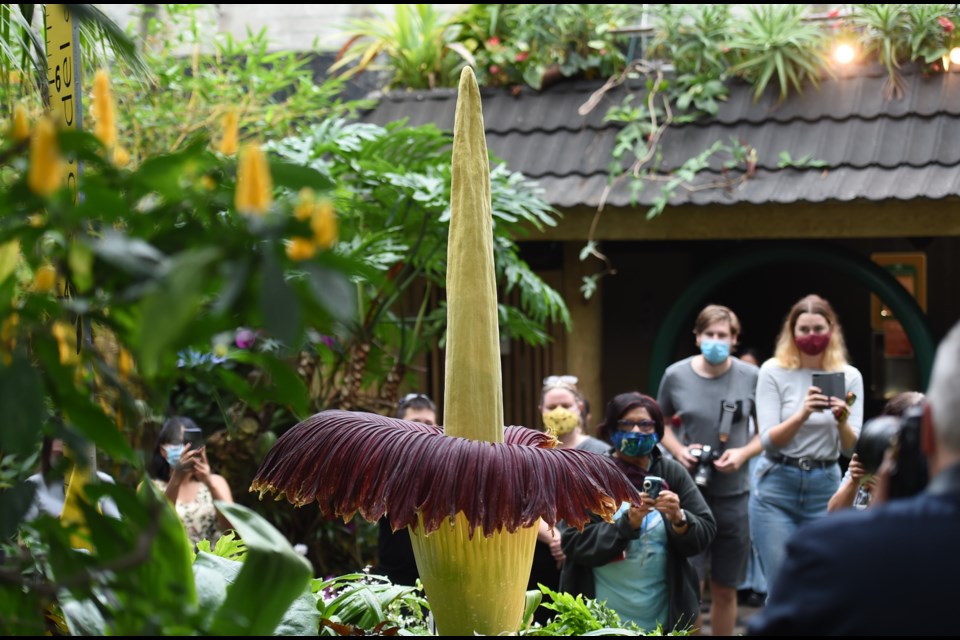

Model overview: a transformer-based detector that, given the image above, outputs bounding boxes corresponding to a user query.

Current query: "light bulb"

[834,43,855,65]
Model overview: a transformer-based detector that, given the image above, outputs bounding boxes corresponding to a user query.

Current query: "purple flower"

[319,335,336,350]
[235,328,257,349]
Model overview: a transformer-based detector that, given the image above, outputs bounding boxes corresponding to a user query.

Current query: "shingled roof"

[361,63,960,209]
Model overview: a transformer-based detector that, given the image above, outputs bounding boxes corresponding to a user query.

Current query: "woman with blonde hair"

[749,294,863,594]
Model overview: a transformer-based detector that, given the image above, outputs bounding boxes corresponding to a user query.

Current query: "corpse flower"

[251,68,639,636]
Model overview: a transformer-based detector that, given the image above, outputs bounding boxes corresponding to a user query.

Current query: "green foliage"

[196,528,247,561]
[727,4,829,102]
[454,4,642,89]
[330,4,472,89]
[521,585,693,636]
[5,492,316,635]
[104,4,366,162]
[315,572,431,635]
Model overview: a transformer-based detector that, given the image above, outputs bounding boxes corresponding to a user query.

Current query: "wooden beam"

[561,242,604,435]
[532,200,960,241]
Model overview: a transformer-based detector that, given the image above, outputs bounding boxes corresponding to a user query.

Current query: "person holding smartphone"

[148,416,234,546]
[560,392,715,632]
[750,294,863,595]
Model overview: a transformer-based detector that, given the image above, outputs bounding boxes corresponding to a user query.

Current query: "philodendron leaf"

[135,247,221,378]
[208,502,312,636]
[0,354,45,455]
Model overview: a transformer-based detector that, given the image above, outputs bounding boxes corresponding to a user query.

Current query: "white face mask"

[542,406,581,437]
[164,444,184,467]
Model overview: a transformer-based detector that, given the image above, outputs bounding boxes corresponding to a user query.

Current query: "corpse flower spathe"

[251,68,638,635]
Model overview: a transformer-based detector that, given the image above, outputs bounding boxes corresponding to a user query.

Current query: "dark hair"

[148,416,198,481]
[882,391,924,418]
[596,392,665,444]
[397,393,435,419]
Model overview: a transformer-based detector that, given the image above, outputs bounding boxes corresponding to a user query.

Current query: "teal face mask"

[165,444,184,467]
[700,339,730,365]
[611,431,659,457]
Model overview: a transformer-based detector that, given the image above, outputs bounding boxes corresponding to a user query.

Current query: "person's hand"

[548,531,565,569]
[801,386,829,418]
[847,453,867,483]
[627,495,655,529]
[191,447,212,485]
[676,444,701,471]
[829,395,850,424]
[714,447,748,473]
[653,490,684,527]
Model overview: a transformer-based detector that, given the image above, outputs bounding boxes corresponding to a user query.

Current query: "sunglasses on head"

[543,375,579,389]
[398,392,431,408]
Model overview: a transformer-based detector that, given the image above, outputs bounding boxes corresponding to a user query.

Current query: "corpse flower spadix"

[251,68,639,635]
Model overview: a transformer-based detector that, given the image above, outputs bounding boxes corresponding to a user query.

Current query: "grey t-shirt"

[756,362,864,460]
[657,356,759,497]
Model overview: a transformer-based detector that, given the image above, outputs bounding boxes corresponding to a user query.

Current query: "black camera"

[642,475,664,500]
[854,405,928,499]
[689,444,720,489]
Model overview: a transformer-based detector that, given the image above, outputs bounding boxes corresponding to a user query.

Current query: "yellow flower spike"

[213,342,229,359]
[92,69,117,149]
[1,313,19,364]
[60,447,94,551]
[28,117,64,197]
[10,105,30,142]
[218,109,239,156]
[286,237,318,262]
[118,347,134,380]
[52,321,79,365]
[294,188,315,221]
[112,145,130,168]
[33,264,57,293]
[310,200,338,249]
[235,143,273,216]
[200,175,216,191]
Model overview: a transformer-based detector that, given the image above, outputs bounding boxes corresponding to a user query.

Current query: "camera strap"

[718,401,736,453]
[717,363,739,454]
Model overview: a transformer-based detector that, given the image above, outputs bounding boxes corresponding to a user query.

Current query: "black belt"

[766,453,837,471]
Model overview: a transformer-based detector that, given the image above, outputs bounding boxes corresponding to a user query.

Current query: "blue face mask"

[611,431,659,458]
[165,444,184,467]
[700,339,730,365]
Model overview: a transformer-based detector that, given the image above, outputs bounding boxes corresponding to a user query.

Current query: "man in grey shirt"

[657,304,760,636]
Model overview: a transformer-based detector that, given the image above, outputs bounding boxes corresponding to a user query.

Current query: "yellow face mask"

[542,406,581,437]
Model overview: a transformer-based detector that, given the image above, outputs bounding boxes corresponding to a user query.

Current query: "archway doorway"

[647,243,935,398]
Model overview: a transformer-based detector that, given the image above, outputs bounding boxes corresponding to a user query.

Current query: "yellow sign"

[44,4,82,203]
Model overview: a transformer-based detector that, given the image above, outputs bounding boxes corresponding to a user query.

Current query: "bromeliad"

[251,68,638,635]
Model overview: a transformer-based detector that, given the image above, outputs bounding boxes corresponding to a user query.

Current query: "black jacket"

[559,449,716,632]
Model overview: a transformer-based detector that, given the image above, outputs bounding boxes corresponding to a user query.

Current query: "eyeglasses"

[543,375,579,389]
[617,419,657,432]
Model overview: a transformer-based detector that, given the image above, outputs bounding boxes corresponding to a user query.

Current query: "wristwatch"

[673,509,688,529]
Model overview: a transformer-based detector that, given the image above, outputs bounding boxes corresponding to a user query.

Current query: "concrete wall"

[98,4,465,52]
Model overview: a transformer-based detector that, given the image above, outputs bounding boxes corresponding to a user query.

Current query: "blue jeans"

[748,456,841,598]
[738,456,767,594]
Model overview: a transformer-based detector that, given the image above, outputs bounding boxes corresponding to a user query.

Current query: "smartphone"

[812,372,845,410]
[642,475,664,500]
[183,426,205,449]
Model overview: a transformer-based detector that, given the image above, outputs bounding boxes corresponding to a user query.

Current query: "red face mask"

[795,332,831,356]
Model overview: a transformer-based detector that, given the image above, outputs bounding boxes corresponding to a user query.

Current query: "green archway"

[648,243,935,391]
